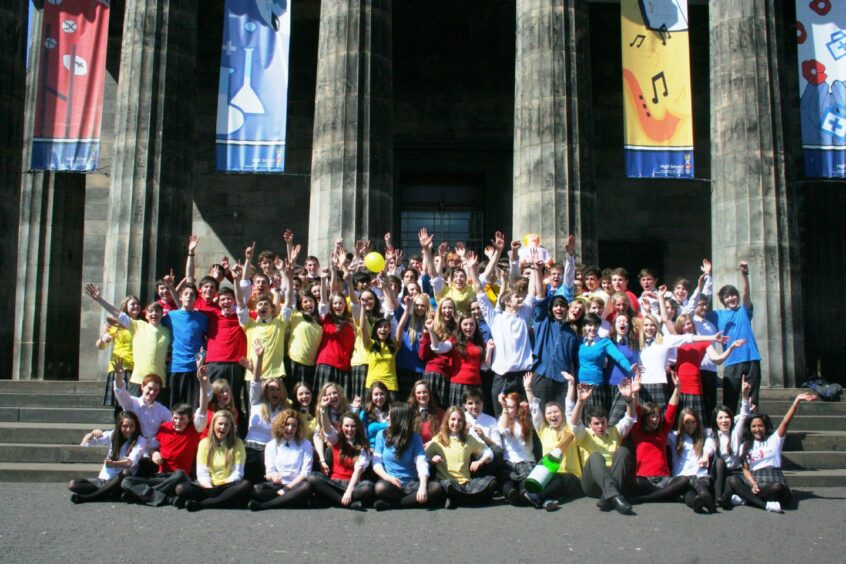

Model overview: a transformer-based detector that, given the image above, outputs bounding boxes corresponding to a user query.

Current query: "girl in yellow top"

[426,406,496,508]
[523,371,582,511]
[173,410,251,512]
[96,295,141,414]
[360,299,398,394]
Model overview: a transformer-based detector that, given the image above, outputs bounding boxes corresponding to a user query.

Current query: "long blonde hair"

[260,377,288,423]
[206,410,238,469]
[433,298,457,341]
[639,314,664,348]
[406,294,432,344]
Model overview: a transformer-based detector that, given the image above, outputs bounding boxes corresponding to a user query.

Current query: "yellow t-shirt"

[243,314,288,380]
[350,317,368,367]
[103,326,134,372]
[365,342,398,391]
[127,319,171,385]
[436,284,475,315]
[426,435,486,484]
[287,312,322,366]
[574,426,624,467]
[196,437,246,486]
[538,425,582,478]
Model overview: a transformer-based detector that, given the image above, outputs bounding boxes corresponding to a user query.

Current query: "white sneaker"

[765,501,783,513]
[730,494,745,507]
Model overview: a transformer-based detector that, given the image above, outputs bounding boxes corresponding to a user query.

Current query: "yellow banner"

[621,0,694,178]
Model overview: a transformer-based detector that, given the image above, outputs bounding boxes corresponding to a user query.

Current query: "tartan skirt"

[679,393,706,424]
[442,475,497,496]
[314,364,352,397]
[749,466,788,488]
[102,370,130,407]
[423,371,450,409]
[349,364,368,400]
[290,361,316,389]
[608,389,629,425]
[639,383,668,408]
[447,382,475,408]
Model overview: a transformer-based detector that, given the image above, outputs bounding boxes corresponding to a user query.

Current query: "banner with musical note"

[621,0,694,178]
[796,0,846,178]
[30,0,110,172]
[216,0,290,172]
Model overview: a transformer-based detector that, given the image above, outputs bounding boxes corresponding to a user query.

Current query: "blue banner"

[796,1,846,178]
[216,0,290,172]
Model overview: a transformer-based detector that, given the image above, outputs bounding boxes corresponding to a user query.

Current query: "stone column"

[308,0,393,261]
[0,2,28,377]
[101,0,197,309]
[512,0,596,262]
[710,1,804,387]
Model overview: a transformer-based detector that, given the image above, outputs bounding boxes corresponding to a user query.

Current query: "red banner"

[31,0,110,171]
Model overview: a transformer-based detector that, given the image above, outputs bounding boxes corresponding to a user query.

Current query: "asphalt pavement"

[1,483,844,563]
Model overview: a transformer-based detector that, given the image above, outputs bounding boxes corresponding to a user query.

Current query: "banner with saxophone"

[621,0,694,179]
[796,0,846,178]
[216,0,291,172]
[30,0,110,172]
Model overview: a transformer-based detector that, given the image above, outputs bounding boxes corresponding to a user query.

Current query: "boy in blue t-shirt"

[706,261,761,413]
[162,283,208,408]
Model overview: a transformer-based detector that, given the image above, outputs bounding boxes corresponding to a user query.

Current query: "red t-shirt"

[630,403,677,477]
[199,407,240,440]
[416,407,445,443]
[315,317,356,371]
[158,298,177,316]
[451,342,483,386]
[329,442,356,481]
[418,332,455,378]
[676,341,711,395]
[204,309,246,363]
[156,420,202,474]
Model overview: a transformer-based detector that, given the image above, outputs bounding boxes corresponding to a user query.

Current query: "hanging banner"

[31,0,110,172]
[621,0,694,178]
[216,0,290,172]
[797,1,846,178]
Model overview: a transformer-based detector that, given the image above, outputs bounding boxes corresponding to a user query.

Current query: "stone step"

[0,443,107,464]
[758,388,841,401]
[0,462,102,482]
[772,415,846,432]
[783,431,846,452]
[782,450,846,470]
[783,469,846,488]
[757,401,846,415]
[0,422,96,445]
[0,381,103,394]
[0,393,105,408]
[0,407,115,425]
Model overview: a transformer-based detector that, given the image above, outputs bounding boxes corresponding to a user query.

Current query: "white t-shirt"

[745,433,784,471]
[639,334,694,384]
[668,431,715,477]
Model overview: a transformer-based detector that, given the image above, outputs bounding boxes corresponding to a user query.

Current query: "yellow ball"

[364,252,385,273]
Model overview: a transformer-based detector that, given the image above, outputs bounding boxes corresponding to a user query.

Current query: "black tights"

[727,476,787,509]
[251,481,313,509]
[635,476,690,503]
[174,480,253,510]
[68,475,124,503]
[682,478,716,512]
[307,473,375,507]
[501,479,527,505]
[374,480,445,509]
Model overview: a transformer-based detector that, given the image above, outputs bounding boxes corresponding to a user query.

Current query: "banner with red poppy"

[30,0,110,172]
[797,0,846,178]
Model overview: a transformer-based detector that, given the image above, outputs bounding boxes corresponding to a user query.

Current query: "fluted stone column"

[710,1,804,387]
[512,0,596,262]
[101,0,197,309]
[308,0,393,261]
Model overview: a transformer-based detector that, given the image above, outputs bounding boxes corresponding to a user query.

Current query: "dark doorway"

[599,239,665,293]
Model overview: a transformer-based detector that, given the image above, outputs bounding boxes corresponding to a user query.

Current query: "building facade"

[1,0,843,385]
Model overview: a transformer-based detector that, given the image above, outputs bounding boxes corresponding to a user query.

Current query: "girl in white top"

[709,376,752,508]
[249,408,314,510]
[668,407,717,513]
[730,391,818,513]
[68,411,145,504]
[496,391,536,505]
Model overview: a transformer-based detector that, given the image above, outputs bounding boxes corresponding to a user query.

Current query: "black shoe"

[373,500,391,512]
[611,495,632,515]
[700,492,717,514]
[171,496,186,509]
[718,496,733,510]
[120,493,133,504]
[247,500,263,512]
[185,500,202,512]
[596,498,613,511]
[348,501,365,512]
[522,491,542,509]
[70,494,81,505]
[506,488,520,505]
[692,495,705,514]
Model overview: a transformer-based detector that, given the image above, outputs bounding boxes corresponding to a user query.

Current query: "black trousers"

[491,371,527,417]
[166,371,199,409]
[307,472,375,506]
[174,480,252,509]
[121,470,191,506]
[530,374,568,409]
[701,370,718,425]
[581,446,633,501]
[206,362,246,415]
[723,361,760,415]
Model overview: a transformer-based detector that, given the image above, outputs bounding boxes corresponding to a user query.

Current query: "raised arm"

[463,251,484,294]
[376,275,398,313]
[84,284,125,322]
[186,235,199,284]
[739,261,751,309]
[569,383,593,428]
[776,391,817,438]
[481,232,506,283]
[395,295,412,343]
[706,338,745,365]
[359,300,372,349]
[418,228,438,278]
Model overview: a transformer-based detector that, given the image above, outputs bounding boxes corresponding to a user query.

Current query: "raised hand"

[351,395,362,410]
[492,231,505,251]
[454,242,466,258]
[463,250,478,269]
[424,318,434,332]
[631,373,642,396]
[561,371,575,383]
[701,259,712,275]
[741,375,751,400]
[253,338,265,358]
[220,256,231,271]
[796,391,818,404]
[437,242,449,257]
[739,261,749,276]
[576,383,593,402]
[84,284,101,301]
[484,245,496,261]
[274,257,284,272]
[197,365,209,385]
[238,356,254,372]
[187,235,200,253]
[658,284,668,295]
[486,339,495,352]
[618,378,633,399]
[566,234,576,256]
[245,242,256,261]
[283,229,294,243]
[418,228,433,249]
[522,372,533,392]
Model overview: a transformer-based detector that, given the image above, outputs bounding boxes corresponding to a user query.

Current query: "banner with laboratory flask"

[29,0,110,172]
[796,1,846,178]
[216,0,290,172]
[620,0,694,178]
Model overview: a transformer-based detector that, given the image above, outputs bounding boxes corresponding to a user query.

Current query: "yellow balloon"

[364,252,386,273]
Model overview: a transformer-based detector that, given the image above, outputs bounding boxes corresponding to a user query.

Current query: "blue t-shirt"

[361,411,389,448]
[707,306,761,365]
[606,342,640,386]
[578,338,633,386]
[162,309,209,372]
[375,429,425,485]
[394,308,425,373]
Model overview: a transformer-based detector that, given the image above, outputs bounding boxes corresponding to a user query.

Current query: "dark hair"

[462,387,484,404]
[198,276,219,291]
[258,250,276,262]
[718,284,740,306]
[401,268,419,281]
[637,268,657,280]
[585,405,608,421]
[217,287,235,299]
[180,282,198,297]
[352,272,371,287]
[583,312,602,328]
[305,255,320,263]
[673,277,691,293]
[171,403,193,418]
[583,266,602,279]
[550,295,568,309]
[290,381,315,416]
[337,412,368,466]
[455,314,483,357]
[365,381,391,419]
[110,411,142,462]
[385,403,415,455]
[638,402,663,432]
[740,413,774,463]
[611,267,629,280]
[408,379,441,432]
[710,404,736,456]
[255,292,273,305]
[369,318,395,353]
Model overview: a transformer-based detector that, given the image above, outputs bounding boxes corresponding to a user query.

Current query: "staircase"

[0,381,844,485]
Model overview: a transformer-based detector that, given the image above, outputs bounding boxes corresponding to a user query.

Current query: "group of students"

[71,228,814,513]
